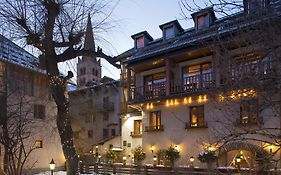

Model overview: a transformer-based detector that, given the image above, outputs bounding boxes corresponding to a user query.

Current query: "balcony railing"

[170,72,215,94]
[185,122,208,129]
[129,72,215,102]
[130,131,142,137]
[144,125,164,132]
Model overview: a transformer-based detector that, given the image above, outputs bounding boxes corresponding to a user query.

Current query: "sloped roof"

[0,34,45,74]
[117,2,281,65]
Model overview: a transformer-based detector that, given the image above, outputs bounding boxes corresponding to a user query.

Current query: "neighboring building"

[117,0,281,169]
[70,15,122,157]
[69,78,121,155]
[77,14,102,88]
[0,35,64,171]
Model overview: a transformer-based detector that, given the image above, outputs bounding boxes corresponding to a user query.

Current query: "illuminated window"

[144,72,166,98]
[136,36,144,49]
[149,111,161,130]
[133,120,142,135]
[35,140,43,148]
[240,99,258,124]
[183,63,212,90]
[189,106,205,127]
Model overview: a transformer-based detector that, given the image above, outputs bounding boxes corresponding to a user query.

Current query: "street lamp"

[49,159,55,175]
[189,156,194,168]
[153,156,157,167]
[235,156,241,170]
[123,156,127,165]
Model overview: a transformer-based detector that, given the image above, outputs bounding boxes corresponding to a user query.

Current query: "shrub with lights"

[105,150,117,164]
[132,146,146,165]
[198,150,217,169]
[165,146,180,168]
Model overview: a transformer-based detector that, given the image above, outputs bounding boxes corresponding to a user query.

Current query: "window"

[240,99,259,124]
[189,106,205,128]
[103,128,109,138]
[247,0,268,13]
[35,140,43,148]
[149,111,162,130]
[103,112,109,121]
[197,14,208,30]
[111,129,116,137]
[144,72,166,98]
[24,73,34,96]
[80,67,86,75]
[164,26,175,39]
[182,63,212,90]
[88,130,93,138]
[136,36,144,49]
[133,120,142,135]
[34,104,46,119]
[92,68,95,75]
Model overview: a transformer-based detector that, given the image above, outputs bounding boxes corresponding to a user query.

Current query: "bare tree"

[180,0,281,171]
[0,73,54,175]
[0,1,119,174]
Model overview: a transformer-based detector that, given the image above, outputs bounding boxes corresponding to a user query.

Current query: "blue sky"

[94,0,195,80]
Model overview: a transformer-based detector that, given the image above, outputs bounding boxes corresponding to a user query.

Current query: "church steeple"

[84,14,96,52]
[76,14,102,88]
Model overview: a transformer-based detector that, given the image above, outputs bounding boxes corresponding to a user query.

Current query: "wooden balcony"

[129,72,215,103]
[185,122,208,129]
[144,125,164,132]
[130,131,142,137]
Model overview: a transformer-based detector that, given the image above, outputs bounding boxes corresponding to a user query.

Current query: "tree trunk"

[50,77,78,175]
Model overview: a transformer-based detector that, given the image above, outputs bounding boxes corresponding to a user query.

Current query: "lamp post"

[153,156,157,167]
[235,156,241,170]
[49,159,55,175]
[123,156,127,165]
[189,156,194,168]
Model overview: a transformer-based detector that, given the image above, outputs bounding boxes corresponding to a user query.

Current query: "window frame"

[189,105,206,128]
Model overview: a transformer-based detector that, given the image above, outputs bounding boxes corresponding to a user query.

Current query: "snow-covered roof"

[0,34,45,74]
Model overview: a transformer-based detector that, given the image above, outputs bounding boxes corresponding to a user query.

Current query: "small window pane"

[136,36,144,48]
[165,26,174,39]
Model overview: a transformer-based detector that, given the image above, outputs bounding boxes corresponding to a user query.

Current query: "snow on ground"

[34,171,102,175]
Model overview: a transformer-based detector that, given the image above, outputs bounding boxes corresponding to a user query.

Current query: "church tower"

[77,14,102,88]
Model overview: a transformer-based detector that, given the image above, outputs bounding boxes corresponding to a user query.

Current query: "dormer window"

[245,0,269,14]
[131,31,153,49]
[159,20,184,40]
[164,26,175,39]
[191,6,216,32]
[136,36,144,49]
[197,14,208,30]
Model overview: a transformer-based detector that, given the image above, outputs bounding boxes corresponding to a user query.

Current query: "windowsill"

[185,122,208,129]
[144,125,164,132]
[130,132,142,138]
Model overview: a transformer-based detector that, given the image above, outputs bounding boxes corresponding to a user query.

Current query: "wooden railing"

[80,163,280,175]
[80,163,219,175]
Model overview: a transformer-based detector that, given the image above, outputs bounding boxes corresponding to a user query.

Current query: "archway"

[217,142,268,169]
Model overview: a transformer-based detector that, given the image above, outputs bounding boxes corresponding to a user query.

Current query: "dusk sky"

[95,0,195,80]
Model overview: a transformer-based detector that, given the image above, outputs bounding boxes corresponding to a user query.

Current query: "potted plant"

[132,146,146,166]
[165,146,180,168]
[198,150,217,169]
[105,150,117,164]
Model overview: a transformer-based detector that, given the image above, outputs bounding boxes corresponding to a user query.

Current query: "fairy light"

[166,100,170,107]
[188,97,192,103]
[203,95,207,102]
[174,99,179,105]
[198,95,202,103]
